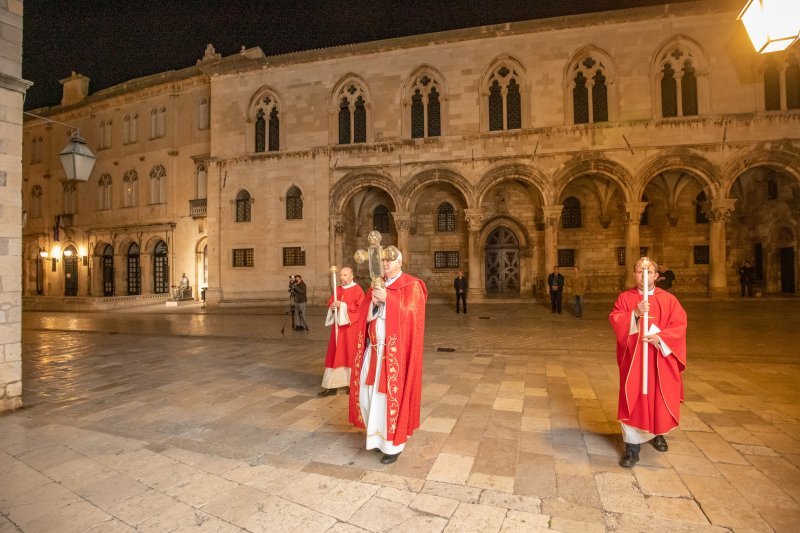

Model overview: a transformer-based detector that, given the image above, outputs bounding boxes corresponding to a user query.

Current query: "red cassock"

[349,273,428,446]
[324,284,366,371]
[609,288,688,436]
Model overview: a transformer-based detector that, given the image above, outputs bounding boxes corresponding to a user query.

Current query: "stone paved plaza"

[2,298,799,532]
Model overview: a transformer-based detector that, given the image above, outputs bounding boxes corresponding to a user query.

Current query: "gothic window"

[764,60,781,111]
[196,165,207,199]
[428,87,441,137]
[236,190,252,222]
[286,186,303,220]
[408,72,443,138]
[337,81,369,144]
[656,44,702,118]
[437,202,456,232]
[123,169,138,207]
[149,164,166,204]
[486,63,524,131]
[62,183,77,214]
[373,205,390,233]
[695,191,709,224]
[30,185,42,218]
[127,243,141,295]
[253,92,280,152]
[411,90,424,138]
[98,173,112,211]
[570,55,609,124]
[198,98,209,130]
[561,197,582,228]
[153,241,169,294]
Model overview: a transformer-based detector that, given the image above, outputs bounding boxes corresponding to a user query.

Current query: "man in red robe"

[609,257,687,467]
[349,247,427,464]
[318,266,365,397]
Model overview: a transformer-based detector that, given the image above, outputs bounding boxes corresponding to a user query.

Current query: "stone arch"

[634,149,720,198]
[480,214,534,249]
[475,163,548,206]
[143,235,168,255]
[722,148,800,196]
[552,157,634,203]
[401,167,474,212]
[116,236,139,256]
[329,170,402,216]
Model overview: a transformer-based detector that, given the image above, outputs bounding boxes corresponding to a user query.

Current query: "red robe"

[349,273,427,446]
[324,284,366,370]
[609,287,687,436]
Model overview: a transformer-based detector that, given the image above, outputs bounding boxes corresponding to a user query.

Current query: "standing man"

[655,264,676,292]
[739,261,755,297]
[350,247,427,464]
[292,274,309,331]
[319,267,365,396]
[454,271,468,314]
[547,266,565,314]
[609,257,687,467]
[570,266,588,318]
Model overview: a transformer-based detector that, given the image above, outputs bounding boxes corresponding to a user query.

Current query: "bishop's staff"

[641,257,650,395]
[330,265,339,343]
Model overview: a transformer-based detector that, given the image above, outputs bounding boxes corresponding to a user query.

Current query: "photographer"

[291,274,309,331]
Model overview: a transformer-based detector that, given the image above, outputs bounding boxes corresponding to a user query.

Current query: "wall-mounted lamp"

[39,250,49,259]
[738,0,800,53]
[63,249,74,258]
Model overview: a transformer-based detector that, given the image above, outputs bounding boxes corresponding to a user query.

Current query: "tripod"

[281,292,296,334]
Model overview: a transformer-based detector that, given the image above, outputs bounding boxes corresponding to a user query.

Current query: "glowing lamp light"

[39,250,49,258]
[738,0,800,53]
[52,244,61,258]
[63,249,74,257]
[58,131,97,182]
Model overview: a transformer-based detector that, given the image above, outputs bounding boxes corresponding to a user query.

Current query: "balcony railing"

[189,198,207,218]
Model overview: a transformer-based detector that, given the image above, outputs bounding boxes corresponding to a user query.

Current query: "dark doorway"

[64,245,78,296]
[754,243,763,281]
[485,226,520,294]
[780,247,795,293]
[102,244,114,296]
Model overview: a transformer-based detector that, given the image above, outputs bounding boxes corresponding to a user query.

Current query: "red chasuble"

[609,288,687,436]
[324,284,366,370]
[349,273,428,446]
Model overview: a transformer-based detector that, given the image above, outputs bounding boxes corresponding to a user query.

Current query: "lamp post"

[738,0,800,53]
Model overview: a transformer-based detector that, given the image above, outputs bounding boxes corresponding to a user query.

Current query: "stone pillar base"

[0,397,23,413]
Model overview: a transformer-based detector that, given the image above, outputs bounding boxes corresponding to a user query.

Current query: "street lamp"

[24,112,97,182]
[738,0,800,53]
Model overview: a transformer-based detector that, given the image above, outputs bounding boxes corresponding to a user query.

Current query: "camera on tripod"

[288,275,296,293]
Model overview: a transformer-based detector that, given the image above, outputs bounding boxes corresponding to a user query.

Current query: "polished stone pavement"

[2,298,799,532]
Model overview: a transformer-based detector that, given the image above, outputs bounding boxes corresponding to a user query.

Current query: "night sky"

[23,0,698,110]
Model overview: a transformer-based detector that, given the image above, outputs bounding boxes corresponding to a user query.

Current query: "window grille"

[558,249,576,267]
[282,247,305,266]
[437,202,456,232]
[236,190,252,222]
[561,197,582,228]
[373,205,390,233]
[233,248,255,267]
[286,186,303,220]
[434,251,460,269]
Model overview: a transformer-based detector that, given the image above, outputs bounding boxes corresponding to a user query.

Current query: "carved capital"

[707,198,737,223]
[463,208,485,232]
[541,204,563,229]
[623,201,648,224]
[330,215,345,235]
[391,211,413,232]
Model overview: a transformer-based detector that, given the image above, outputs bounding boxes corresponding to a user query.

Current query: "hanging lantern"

[58,131,97,182]
[738,0,800,54]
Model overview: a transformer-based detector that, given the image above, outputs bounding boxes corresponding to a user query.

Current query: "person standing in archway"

[548,266,564,314]
[454,270,468,314]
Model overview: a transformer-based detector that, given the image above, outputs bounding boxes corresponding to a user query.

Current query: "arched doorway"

[63,245,78,296]
[102,244,115,296]
[127,243,141,295]
[485,226,520,294]
[153,240,169,294]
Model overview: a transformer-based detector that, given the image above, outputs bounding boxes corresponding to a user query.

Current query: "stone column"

[391,212,413,268]
[541,205,563,274]
[708,198,736,298]
[624,202,647,286]
[464,208,485,297]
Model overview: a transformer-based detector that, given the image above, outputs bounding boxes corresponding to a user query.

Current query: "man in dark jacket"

[292,274,309,331]
[454,271,468,314]
[548,266,565,314]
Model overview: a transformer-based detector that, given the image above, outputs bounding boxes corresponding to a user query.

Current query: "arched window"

[149,164,166,204]
[253,93,280,152]
[130,113,138,142]
[123,169,138,207]
[99,120,112,149]
[102,244,114,296]
[30,185,43,218]
[570,55,609,124]
[695,191,709,224]
[336,80,369,144]
[236,190,252,222]
[486,63,524,131]
[286,186,303,220]
[150,109,158,139]
[198,97,209,130]
[409,74,443,139]
[30,137,43,163]
[655,42,702,118]
[153,241,169,294]
[196,165,207,199]
[373,205,390,233]
[561,197,582,228]
[437,202,456,232]
[62,183,77,214]
[123,115,132,144]
[127,243,141,295]
[98,173,112,211]
[158,107,167,137]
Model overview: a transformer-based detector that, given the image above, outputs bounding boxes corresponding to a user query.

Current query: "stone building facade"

[22,0,800,310]
[1,0,29,412]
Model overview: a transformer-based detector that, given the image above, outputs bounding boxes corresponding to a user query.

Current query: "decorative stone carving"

[330,215,345,235]
[623,201,647,224]
[463,208,485,232]
[541,205,563,229]
[391,212,413,232]
[197,44,221,64]
[707,198,737,223]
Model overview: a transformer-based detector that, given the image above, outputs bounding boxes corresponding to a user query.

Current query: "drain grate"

[437,347,456,352]
[478,316,491,320]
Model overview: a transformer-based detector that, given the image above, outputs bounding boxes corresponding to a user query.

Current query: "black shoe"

[342,386,350,395]
[317,389,336,397]
[619,445,639,467]
[305,326,309,331]
[380,453,401,464]
[652,435,668,452]
[294,326,304,331]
